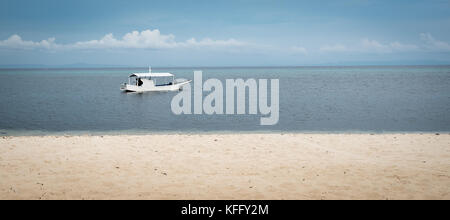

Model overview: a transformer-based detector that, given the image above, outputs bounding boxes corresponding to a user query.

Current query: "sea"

[0,66,449,135]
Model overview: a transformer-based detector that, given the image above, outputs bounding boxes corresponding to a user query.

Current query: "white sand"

[0,133,449,200]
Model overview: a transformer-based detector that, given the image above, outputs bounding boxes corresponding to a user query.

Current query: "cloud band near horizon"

[0,29,246,50]
[1,29,450,54]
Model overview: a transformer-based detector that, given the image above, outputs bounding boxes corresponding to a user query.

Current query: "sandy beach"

[0,133,449,200]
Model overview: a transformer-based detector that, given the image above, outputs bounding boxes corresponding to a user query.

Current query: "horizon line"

[1,64,450,70]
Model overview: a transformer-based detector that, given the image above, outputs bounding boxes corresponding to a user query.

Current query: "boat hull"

[120,80,191,93]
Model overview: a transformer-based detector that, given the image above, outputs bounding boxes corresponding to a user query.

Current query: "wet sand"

[0,133,449,200]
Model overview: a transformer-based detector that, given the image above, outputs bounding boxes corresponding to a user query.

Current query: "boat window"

[130,76,138,85]
[153,76,173,86]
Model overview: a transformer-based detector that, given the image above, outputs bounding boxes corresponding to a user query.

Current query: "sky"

[1,0,450,67]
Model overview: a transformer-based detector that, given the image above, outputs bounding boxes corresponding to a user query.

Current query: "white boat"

[120,68,191,92]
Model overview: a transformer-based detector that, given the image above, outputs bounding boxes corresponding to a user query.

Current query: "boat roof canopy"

[130,72,174,78]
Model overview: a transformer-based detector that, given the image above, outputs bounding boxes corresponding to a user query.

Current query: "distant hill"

[0,63,137,69]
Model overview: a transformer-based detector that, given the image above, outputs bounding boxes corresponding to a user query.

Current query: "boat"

[120,68,191,92]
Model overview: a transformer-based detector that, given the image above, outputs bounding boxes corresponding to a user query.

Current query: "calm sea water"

[0,66,449,135]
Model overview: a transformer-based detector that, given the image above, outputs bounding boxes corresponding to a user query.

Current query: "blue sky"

[1,0,450,66]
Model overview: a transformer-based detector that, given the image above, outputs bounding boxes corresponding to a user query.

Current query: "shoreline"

[1,133,449,199]
[1,130,449,137]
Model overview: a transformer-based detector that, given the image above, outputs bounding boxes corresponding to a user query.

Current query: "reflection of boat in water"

[120,67,191,92]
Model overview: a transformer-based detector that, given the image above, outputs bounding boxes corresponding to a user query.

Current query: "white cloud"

[0,34,60,50]
[361,38,391,52]
[0,29,246,50]
[389,41,419,51]
[420,33,450,51]
[72,30,180,49]
[183,38,245,47]
[320,38,420,54]
[291,46,308,55]
[361,39,418,53]
[319,44,349,52]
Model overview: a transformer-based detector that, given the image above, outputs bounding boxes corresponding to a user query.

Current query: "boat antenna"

[149,66,152,73]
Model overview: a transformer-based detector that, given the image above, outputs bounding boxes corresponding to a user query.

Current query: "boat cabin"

[128,72,175,87]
